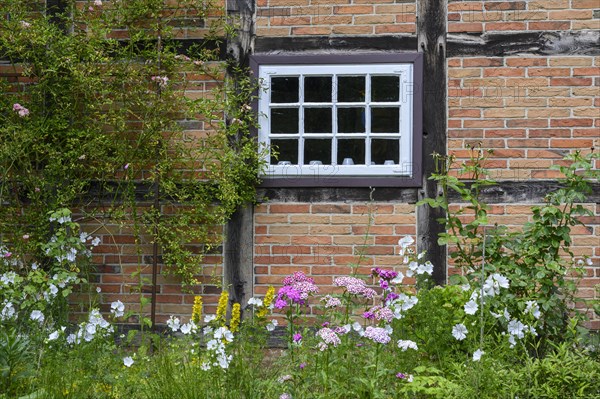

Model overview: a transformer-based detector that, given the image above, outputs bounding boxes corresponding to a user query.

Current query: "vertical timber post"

[416,0,447,284]
[223,0,255,307]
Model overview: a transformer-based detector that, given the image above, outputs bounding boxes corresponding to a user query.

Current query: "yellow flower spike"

[230,303,241,332]
[192,295,203,324]
[257,286,275,318]
[216,290,229,325]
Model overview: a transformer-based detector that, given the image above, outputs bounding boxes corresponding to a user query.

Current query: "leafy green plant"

[420,148,599,352]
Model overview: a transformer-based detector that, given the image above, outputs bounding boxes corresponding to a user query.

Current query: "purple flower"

[321,321,330,327]
[372,267,398,281]
[293,333,302,343]
[275,272,319,309]
[316,327,340,349]
[333,276,376,299]
[12,103,29,117]
[299,362,306,369]
[363,311,375,320]
[379,279,389,290]
[396,372,406,379]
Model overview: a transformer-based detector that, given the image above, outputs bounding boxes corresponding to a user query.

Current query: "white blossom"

[266,319,278,332]
[48,331,60,341]
[247,297,263,307]
[464,300,479,315]
[397,339,419,351]
[30,310,45,323]
[110,300,125,318]
[452,323,468,341]
[473,349,484,361]
[123,356,134,367]
[166,316,181,332]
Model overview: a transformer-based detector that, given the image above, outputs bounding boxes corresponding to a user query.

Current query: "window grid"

[259,64,413,177]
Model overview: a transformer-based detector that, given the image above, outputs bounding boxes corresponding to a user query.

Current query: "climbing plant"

[0,0,264,290]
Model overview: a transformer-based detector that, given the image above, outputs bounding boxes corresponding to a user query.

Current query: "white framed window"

[250,54,422,187]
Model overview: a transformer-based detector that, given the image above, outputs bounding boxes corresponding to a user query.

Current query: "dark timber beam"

[417,0,447,285]
[222,0,255,307]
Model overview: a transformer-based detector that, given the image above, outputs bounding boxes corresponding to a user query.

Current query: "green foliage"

[0,0,264,293]
[420,147,600,351]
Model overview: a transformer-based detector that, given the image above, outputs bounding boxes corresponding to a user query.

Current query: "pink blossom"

[151,75,169,88]
[363,326,391,344]
[20,21,31,28]
[13,103,29,117]
[316,327,340,349]
[334,276,377,299]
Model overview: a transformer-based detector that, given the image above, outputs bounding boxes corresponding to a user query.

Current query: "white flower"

[66,333,76,344]
[96,287,102,293]
[216,352,232,369]
[525,300,541,319]
[94,0,102,5]
[586,258,593,266]
[266,319,278,332]
[460,284,470,291]
[464,300,478,315]
[390,272,404,285]
[452,323,468,341]
[31,263,38,270]
[398,236,414,255]
[1,302,16,320]
[397,340,418,351]
[204,314,216,323]
[48,331,60,341]
[507,319,526,339]
[417,251,425,260]
[166,316,181,332]
[279,394,292,399]
[247,297,263,307]
[110,300,125,318]
[508,334,516,348]
[48,284,59,297]
[482,273,510,297]
[406,374,414,382]
[203,326,213,335]
[20,20,31,28]
[30,310,45,323]
[84,323,96,341]
[200,362,211,371]
[473,349,484,361]
[207,339,219,350]
[123,356,134,367]
[91,237,101,247]
[180,321,197,335]
[352,321,362,332]
[1,271,17,285]
[214,326,234,342]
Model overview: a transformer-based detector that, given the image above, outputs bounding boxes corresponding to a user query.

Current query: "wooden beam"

[416,0,447,285]
[222,0,255,307]
[254,35,418,54]
[448,30,600,57]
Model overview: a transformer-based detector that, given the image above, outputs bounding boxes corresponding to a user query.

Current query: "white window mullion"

[365,73,372,166]
[299,74,305,165]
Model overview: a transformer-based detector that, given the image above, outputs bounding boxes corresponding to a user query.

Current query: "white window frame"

[250,54,423,188]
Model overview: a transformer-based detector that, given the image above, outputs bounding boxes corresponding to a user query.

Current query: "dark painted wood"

[223,0,255,308]
[417,0,447,285]
[257,187,419,203]
[448,31,600,57]
[448,181,600,204]
[255,35,418,53]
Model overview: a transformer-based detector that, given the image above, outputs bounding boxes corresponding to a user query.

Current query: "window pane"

[271,77,299,103]
[305,76,332,102]
[372,76,399,102]
[337,139,365,165]
[371,107,400,133]
[338,76,365,102]
[337,107,365,133]
[304,139,332,165]
[371,139,399,165]
[271,108,298,134]
[305,108,332,133]
[270,139,298,164]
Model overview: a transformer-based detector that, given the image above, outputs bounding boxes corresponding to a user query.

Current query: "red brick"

[550,119,594,127]
[485,22,526,30]
[463,58,503,67]
[551,138,594,147]
[529,21,570,30]
[528,129,571,138]
[506,119,549,128]
[484,1,526,10]
[506,58,547,67]
[573,67,600,76]
[448,23,483,32]
[449,109,482,118]
[551,78,593,86]
[528,68,570,77]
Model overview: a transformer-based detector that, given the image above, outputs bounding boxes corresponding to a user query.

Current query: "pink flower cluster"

[316,327,341,350]
[333,276,376,299]
[275,272,318,309]
[13,103,29,117]
[363,326,391,344]
[364,305,394,323]
[321,295,342,308]
[151,75,169,88]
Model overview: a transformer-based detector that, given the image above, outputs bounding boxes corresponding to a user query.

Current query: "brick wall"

[256,0,416,36]
[73,0,600,328]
